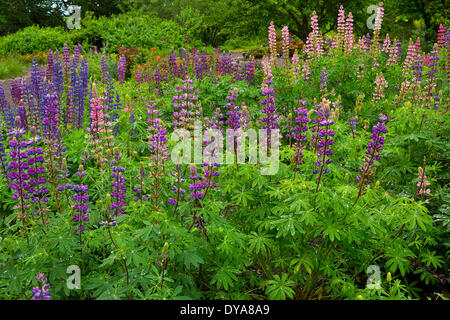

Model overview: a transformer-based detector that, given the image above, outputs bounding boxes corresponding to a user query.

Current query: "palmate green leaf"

[289,196,309,213]
[323,223,343,242]
[290,255,314,275]
[251,173,266,190]
[99,252,117,268]
[248,232,274,256]
[210,266,240,291]
[176,248,204,270]
[392,198,433,232]
[231,186,254,207]
[420,250,444,269]
[265,186,284,200]
[270,214,302,238]
[265,274,295,300]
[296,209,318,226]
[385,246,415,277]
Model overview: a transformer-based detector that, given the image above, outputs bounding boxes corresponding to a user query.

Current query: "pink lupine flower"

[291,51,300,79]
[415,157,431,202]
[374,2,384,32]
[337,5,346,49]
[437,24,445,48]
[305,11,323,59]
[302,60,311,83]
[268,21,277,64]
[372,72,388,103]
[344,12,354,54]
[414,37,421,57]
[387,39,399,66]
[382,34,391,53]
[281,26,290,62]
[403,39,416,70]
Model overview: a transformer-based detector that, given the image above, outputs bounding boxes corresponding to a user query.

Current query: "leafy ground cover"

[0,4,448,300]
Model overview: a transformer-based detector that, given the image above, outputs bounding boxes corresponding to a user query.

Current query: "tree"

[0,0,65,35]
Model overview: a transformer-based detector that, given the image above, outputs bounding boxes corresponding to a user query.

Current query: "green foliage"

[0,55,28,79]
[0,26,72,55]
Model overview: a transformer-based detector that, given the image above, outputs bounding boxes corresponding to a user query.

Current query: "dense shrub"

[74,13,186,53]
[0,13,187,57]
[0,26,72,55]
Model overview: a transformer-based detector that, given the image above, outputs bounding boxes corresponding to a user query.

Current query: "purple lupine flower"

[412,54,424,83]
[161,58,169,83]
[8,118,32,238]
[1,84,16,130]
[10,77,23,106]
[42,92,59,140]
[348,116,359,138]
[45,50,54,83]
[364,33,371,51]
[224,88,240,128]
[110,149,126,217]
[172,77,202,130]
[62,42,71,80]
[354,114,388,205]
[396,40,402,58]
[135,67,143,84]
[292,102,309,171]
[0,132,9,184]
[31,272,50,300]
[101,55,108,83]
[147,103,169,207]
[26,126,49,223]
[194,54,209,80]
[260,56,279,131]
[53,51,64,114]
[17,105,28,131]
[202,115,220,196]
[224,88,247,167]
[242,57,255,86]
[169,164,186,215]
[168,48,180,78]
[313,99,335,192]
[260,56,280,159]
[133,162,147,202]
[153,66,163,96]
[73,44,81,67]
[118,54,126,84]
[187,164,205,201]
[186,163,211,236]
[72,165,90,233]
[76,57,89,129]
[103,77,121,136]
[320,67,328,93]
[218,53,235,77]
[424,45,439,102]
[29,57,44,128]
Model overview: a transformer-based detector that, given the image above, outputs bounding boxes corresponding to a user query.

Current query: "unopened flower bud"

[162,242,169,256]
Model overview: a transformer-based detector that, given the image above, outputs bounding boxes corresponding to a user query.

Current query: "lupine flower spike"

[31,272,50,300]
[354,114,388,205]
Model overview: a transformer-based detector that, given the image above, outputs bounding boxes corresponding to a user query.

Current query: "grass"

[0,55,28,79]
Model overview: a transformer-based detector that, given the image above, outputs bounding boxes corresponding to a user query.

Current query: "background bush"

[0,26,72,55]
